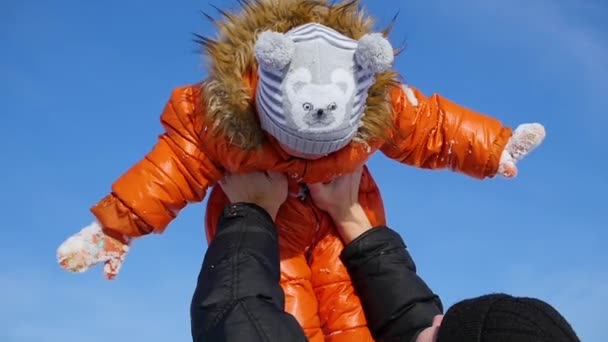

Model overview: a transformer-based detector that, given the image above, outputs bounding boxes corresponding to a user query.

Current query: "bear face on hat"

[254,23,394,157]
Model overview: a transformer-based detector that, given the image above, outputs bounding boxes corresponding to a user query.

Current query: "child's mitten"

[57,221,130,280]
[498,123,546,178]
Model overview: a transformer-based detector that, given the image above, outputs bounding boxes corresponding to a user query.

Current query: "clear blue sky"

[1,0,606,341]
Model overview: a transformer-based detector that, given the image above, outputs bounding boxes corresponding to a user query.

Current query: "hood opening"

[196,0,400,149]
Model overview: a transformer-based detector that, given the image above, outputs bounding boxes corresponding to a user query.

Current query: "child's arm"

[381,85,544,179]
[57,86,223,279]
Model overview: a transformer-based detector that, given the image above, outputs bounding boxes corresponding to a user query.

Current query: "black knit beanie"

[436,294,580,342]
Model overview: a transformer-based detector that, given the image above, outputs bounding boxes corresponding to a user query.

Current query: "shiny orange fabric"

[91,83,511,341]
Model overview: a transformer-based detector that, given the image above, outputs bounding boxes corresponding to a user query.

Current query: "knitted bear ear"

[355,33,394,74]
[254,31,295,72]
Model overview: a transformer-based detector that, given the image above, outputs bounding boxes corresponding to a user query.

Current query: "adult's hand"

[219,171,288,220]
[308,167,372,244]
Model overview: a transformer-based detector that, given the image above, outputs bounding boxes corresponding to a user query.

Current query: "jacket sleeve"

[381,85,512,179]
[190,203,306,342]
[341,227,443,342]
[90,86,223,239]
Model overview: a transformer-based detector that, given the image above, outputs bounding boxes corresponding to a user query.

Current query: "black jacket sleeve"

[340,227,443,342]
[190,203,306,342]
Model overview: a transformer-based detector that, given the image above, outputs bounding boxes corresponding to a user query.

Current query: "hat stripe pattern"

[258,68,286,122]
[289,23,358,50]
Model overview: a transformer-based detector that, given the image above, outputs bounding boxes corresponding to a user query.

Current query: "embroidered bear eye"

[303,103,314,111]
[328,102,337,111]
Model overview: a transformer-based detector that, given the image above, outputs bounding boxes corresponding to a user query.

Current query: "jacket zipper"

[300,184,322,262]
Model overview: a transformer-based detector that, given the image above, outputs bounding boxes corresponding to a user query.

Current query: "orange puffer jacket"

[90,82,511,341]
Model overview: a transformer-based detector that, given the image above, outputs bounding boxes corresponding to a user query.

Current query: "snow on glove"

[57,221,130,280]
[498,123,546,178]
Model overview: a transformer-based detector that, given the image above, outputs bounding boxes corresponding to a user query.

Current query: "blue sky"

[1,0,606,341]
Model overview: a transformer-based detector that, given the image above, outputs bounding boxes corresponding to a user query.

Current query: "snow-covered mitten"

[57,221,130,280]
[498,123,546,178]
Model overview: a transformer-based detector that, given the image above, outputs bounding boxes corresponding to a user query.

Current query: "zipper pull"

[296,183,310,201]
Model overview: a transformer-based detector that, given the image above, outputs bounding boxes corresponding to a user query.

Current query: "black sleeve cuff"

[339,226,443,341]
[193,201,284,312]
[340,226,412,270]
[216,202,277,239]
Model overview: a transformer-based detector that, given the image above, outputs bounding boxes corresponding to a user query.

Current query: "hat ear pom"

[254,31,295,72]
[355,33,394,74]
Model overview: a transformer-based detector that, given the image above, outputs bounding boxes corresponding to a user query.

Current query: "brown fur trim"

[197,0,399,149]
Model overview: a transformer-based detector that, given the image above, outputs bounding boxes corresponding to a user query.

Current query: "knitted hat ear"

[254,31,295,72]
[355,33,394,74]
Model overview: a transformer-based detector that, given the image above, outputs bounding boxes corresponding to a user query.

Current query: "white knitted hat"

[254,23,393,157]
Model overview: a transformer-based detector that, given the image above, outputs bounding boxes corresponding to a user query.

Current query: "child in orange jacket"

[56,1,545,341]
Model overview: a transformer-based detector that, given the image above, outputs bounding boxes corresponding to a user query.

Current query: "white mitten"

[57,221,130,280]
[498,123,546,178]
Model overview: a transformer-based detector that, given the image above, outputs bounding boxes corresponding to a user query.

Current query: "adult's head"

[417,293,579,342]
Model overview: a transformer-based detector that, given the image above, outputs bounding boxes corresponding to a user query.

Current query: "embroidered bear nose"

[316,109,325,117]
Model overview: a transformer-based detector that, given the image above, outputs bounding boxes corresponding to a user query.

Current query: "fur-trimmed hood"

[197,0,399,149]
